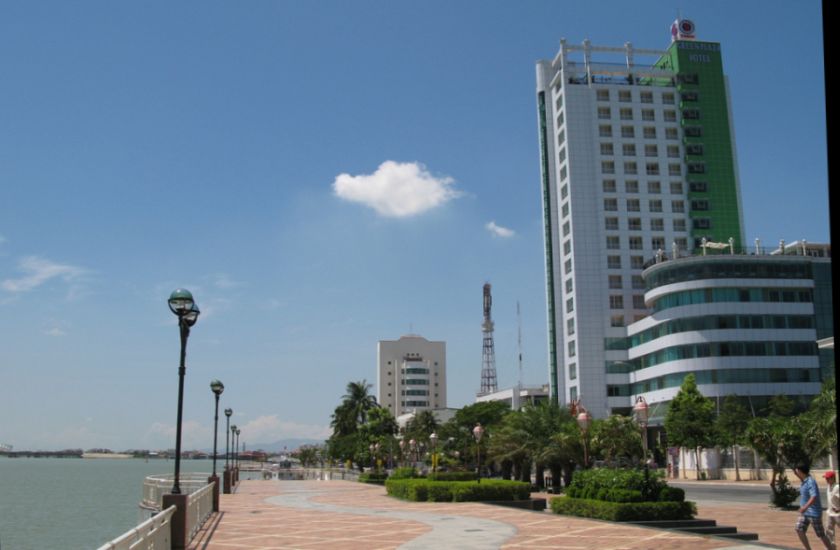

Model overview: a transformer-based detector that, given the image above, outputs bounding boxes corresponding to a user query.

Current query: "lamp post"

[235,427,241,476]
[409,439,417,467]
[429,432,438,474]
[473,423,484,484]
[369,443,376,471]
[399,439,406,468]
[230,424,238,484]
[633,396,650,497]
[374,442,381,472]
[223,408,233,494]
[209,380,224,511]
[576,405,592,469]
[167,289,200,495]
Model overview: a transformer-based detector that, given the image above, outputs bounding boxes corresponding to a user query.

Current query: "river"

[0,456,225,550]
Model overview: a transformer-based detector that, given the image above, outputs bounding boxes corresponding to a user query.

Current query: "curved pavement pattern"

[267,486,516,549]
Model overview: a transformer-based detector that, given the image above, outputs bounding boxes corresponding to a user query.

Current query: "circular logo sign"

[679,19,695,34]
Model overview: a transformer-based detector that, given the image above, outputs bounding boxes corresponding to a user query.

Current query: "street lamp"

[633,396,651,497]
[576,405,592,469]
[374,442,381,471]
[472,423,484,484]
[369,443,376,471]
[409,439,417,466]
[209,380,224,510]
[429,432,438,474]
[235,427,241,471]
[399,439,406,468]
[168,289,200,495]
[224,409,233,471]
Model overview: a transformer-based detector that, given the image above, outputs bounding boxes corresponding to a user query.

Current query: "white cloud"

[485,221,515,238]
[239,415,331,443]
[1,256,87,293]
[333,160,460,217]
[44,327,66,337]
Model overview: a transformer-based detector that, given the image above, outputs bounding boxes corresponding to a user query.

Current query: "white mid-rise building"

[377,335,447,417]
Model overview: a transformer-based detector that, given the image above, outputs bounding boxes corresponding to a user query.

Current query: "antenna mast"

[517,301,523,388]
[479,283,498,395]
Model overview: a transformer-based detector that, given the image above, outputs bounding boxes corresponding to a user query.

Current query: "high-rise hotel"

[535,21,749,417]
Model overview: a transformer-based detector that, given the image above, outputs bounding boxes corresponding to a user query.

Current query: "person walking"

[793,464,832,550]
[824,471,839,548]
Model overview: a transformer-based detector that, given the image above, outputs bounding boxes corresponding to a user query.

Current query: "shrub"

[657,486,685,502]
[551,496,696,521]
[771,474,799,508]
[358,472,389,484]
[427,471,476,482]
[567,468,666,502]
[385,479,530,502]
[390,467,421,480]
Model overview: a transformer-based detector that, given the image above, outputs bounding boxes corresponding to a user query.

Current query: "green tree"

[404,410,439,443]
[664,374,716,480]
[715,395,750,481]
[590,415,644,466]
[327,380,380,469]
[805,377,837,469]
[440,401,510,475]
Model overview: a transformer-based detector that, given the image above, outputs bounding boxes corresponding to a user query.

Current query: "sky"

[0,1,828,451]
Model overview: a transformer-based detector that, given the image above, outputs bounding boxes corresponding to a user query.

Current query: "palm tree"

[341,380,378,426]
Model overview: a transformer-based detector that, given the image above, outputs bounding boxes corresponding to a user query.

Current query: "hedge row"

[566,468,667,502]
[358,472,389,484]
[426,471,476,482]
[389,467,420,480]
[385,479,531,502]
[550,496,696,521]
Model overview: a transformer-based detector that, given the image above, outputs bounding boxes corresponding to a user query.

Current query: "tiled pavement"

[189,480,783,550]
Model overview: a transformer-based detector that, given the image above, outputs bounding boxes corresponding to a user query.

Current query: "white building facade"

[377,335,447,417]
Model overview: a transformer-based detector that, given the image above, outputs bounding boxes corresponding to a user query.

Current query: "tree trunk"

[535,462,545,489]
[733,445,741,481]
[753,448,761,480]
[680,447,687,479]
[695,447,701,480]
[550,466,562,493]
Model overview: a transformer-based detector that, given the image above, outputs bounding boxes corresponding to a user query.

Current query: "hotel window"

[665,127,679,140]
[664,110,677,122]
[622,143,636,156]
[621,126,635,138]
[618,90,632,102]
[568,340,576,357]
[598,107,611,119]
[632,275,645,289]
[694,218,712,230]
[620,108,633,120]
[625,180,639,193]
[605,217,619,230]
[557,129,566,143]
[602,161,615,174]
[627,198,640,212]
[599,125,613,137]
[604,198,618,211]
[567,318,575,336]
[648,181,661,193]
[566,297,574,313]
[560,165,568,180]
[651,236,665,250]
[675,237,688,249]
[670,181,683,194]
[671,200,685,213]
[630,256,645,269]
[683,109,701,120]
[684,126,703,137]
[641,109,655,121]
[555,95,563,109]
[563,240,572,255]
[600,142,614,155]
[628,217,642,231]
[649,199,663,212]
[609,295,624,309]
[597,89,610,101]
[643,126,657,139]
[608,255,621,269]
[561,183,568,199]
[570,386,577,401]
[556,111,565,126]
[688,163,706,174]
[650,218,664,231]
[609,275,623,289]
[662,92,675,104]
[565,258,573,274]
[624,162,638,175]
[558,147,567,163]
[606,236,620,249]
[565,278,573,293]
[562,221,570,236]
[681,90,699,102]
[668,163,682,176]
[569,362,577,380]
[603,179,617,193]
[678,74,699,85]
[640,91,653,104]
[686,144,704,156]
[562,202,569,217]
[667,145,680,158]
[691,199,710,211]
[646,162,660,175]
[633,295,646,309]
[673,219,686,231]
[645,145,658,157]
[629,236,643,249]
[611,315,625,327]
[689,181,708,192]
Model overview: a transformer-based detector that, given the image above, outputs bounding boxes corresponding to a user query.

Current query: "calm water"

[0,457,221,550]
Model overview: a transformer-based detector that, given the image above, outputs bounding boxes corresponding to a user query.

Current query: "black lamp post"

[168,289,200,495]
[473,423,484,484]
[633,396,651,497]
[576,405,592,469]
[235,427,241,473]
[429,432,438,474]
[224,408,233,471]
[210,380,224,476]
[398,439,405,468]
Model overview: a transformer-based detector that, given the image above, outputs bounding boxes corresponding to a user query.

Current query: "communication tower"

[479,283,498,395]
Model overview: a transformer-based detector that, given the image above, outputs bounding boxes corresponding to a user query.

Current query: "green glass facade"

[656,41,744,250]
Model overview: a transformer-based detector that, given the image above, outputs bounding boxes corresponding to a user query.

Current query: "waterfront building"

[377,334,447,416]
[622,246,832,426]
[474,384,550,410]
[535,19,746,416]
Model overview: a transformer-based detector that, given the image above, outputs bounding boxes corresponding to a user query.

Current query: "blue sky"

[0,1,827,451]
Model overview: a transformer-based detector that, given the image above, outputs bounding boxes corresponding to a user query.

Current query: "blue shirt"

[800,476,822,517]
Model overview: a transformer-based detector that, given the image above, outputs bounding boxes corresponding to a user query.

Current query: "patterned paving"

[190,480,774,550]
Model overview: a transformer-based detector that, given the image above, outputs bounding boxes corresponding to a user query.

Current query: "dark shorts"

[795,514,826,537]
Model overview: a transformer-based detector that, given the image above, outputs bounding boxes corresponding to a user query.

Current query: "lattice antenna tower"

[517,301,523,389]
[479,282,498,395]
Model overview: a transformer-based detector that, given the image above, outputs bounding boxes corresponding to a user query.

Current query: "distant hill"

[241,438,325,453]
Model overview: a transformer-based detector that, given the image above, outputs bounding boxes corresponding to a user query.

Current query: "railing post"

[161,493,188,550]
[223,468,232,494]
[208,475,220,511]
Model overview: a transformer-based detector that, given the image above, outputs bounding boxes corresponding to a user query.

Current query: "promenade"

[188,479,792,550]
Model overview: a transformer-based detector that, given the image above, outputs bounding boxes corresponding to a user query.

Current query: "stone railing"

[142,472,213,511]
[186,482,215,541]
[96,505,176,550]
